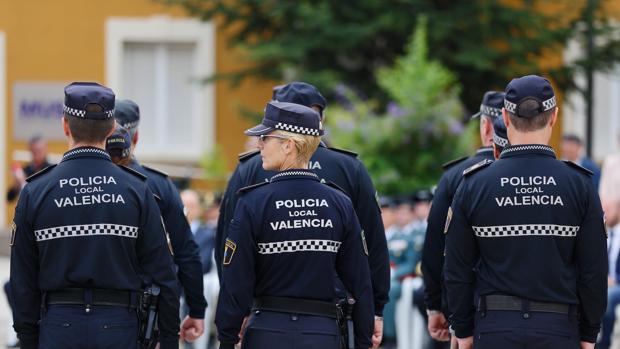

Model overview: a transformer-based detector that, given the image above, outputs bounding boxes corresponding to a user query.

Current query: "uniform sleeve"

[9,188,41,349]
[444,182,478,338]
[421,173,451,311]
[336,202,374,349]
[162,179,207,319]
[215,165,243,280]
[353,161,390,316]
[215,199,256,347]
[136,187,180,349]
[575,182,608,343]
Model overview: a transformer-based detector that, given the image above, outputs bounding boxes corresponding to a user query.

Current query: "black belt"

[480,295,571,314]
[46,288,137,309]
[253,296,338,319]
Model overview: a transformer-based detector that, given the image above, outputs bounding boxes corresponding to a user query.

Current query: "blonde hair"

[273,130,321,164]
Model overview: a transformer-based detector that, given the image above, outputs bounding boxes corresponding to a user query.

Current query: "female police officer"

[215,101,374,349]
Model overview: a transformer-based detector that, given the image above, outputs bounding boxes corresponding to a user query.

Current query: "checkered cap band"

[473,224,579,238]
[258,239,342,254]
[63,105,114,118]
[35,224,138,242]
[120,120,139,131]
[504,100,517,114]
[480,105,502,117]
[493,134,509,147]
[542,96,556,111]
[504,96,556,114]
[275,122,321,136]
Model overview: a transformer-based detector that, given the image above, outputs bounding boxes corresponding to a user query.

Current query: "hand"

[238,316,249,344]
[456,336,473,349]
[427,313,450,341]
[371,317,383,348]
[450,336,458,349]
[180,316,204,342]
[580,341,595,349]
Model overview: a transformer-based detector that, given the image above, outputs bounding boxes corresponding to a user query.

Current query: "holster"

[137,285,160,349]
[336,297,356,349]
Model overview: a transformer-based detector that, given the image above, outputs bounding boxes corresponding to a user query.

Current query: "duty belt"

[46,288,138,309]
[480,295,571,314]
[253,296,338,319]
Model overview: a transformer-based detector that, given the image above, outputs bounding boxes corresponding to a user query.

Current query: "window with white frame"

[106,17,215,162]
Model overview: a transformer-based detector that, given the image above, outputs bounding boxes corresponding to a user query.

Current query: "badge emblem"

[444,207,453,234]
[223,238,237,265]
[9,221,16,246]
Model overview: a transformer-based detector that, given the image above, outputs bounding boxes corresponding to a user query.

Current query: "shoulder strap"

[442,156,468,170]
[327,146,358,158]
[238,149,260,162]
[463,159,493,177]
[120,165,148,180]
[237,180,269,195]
[25,164,57,183]
[141,164,168,177]
[563,160,594,176]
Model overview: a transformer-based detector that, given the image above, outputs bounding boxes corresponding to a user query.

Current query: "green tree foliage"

[326,18,474,195]
[163,0,618,112]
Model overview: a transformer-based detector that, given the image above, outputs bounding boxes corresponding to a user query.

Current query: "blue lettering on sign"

[19,101,63,119]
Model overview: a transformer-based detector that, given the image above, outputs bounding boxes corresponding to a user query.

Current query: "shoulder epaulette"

[152,193,162,202]
[120,165,147,180]
[563,160,594,176]
[25,164,57,182]
[238,149,260,162]
[142,165,168,177]
[463,159,493,177]
[236,180,269,195]
[327,146,358,158]
[320,179,347,195]
[442,156,468,170]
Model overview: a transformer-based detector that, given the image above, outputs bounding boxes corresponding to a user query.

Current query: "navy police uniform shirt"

[9,147,180,348]
[444,144,607,342]
[216,143,390,315]
[421,147,494,312]
[215,170,374,348]
[129,159,207,319]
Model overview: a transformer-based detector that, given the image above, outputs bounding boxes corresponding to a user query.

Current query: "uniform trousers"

[473,309,579,349]
[241,310,340,349]
[39,304,138,349]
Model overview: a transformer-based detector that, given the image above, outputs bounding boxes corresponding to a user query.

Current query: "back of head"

[504,75,556,132]
[113,99,140,138]
[105,125,132,162]
[63,82,116,144]
[274,82,327,117]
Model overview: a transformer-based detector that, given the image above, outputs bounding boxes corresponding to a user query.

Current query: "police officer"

[112,99,207,341]
[444,75,607,349]
[421,91,503,342]
[9,82,180,349]
[216,82,389,347]
[215,101,373,349]
[491,115,509,159]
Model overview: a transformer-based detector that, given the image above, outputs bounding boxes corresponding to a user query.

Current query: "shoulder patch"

[238,149,260,162]
[563,160,594,176]
[327,146,358,158]
[236,180,269,195]
[321,179,347,195]
[25,164,57,182]
[119,165,147,180]
[442,156,468,170]
[462,159,493,177]
[142,165,168,177]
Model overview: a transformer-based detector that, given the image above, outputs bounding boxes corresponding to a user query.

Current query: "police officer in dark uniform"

[9,82,180,349]
[215,101,373,349]
[491,114,509,159]
[216,82,389,347]
[421,91,503,342]
[113,99,207,342]
[444,75,607,349]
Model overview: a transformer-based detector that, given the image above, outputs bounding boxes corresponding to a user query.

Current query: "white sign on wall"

[13,82,66,141]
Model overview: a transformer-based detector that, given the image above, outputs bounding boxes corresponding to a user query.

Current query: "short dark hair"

[562,133,582,145]
[507,99,553,132]
[65,104,115,143]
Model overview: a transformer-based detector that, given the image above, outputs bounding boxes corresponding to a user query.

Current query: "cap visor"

[244,124,274,136]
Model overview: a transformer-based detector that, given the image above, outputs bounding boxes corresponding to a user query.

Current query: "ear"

[62,116,71,137]
[502,108,511,128]
[549,107,559,128]
[493,144,500,160]
[132,130,139,146]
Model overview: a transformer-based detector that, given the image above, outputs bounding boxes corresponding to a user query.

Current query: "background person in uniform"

[216,81,389,348]
[561,134,601,190]
[6,135,51,202]
[112,99,207,342]
[215,101,374,349]
[421,91,502,344]
[492,114,509,159]
[444,75,607,349]
[10,82,181,349]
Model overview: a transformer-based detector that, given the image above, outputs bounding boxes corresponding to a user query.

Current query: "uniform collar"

[499,144,556,159]
[270,169,320,183]
[61,146,111,162]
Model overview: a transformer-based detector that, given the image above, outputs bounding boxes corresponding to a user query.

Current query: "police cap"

[274,82,327,116]
[245,101,324,137]
[63,82,115,120]
[471,91,505,119]
[114,99,140,134]
[105,124,132,159]
[492,116,509,148]
[504,75,556,118]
